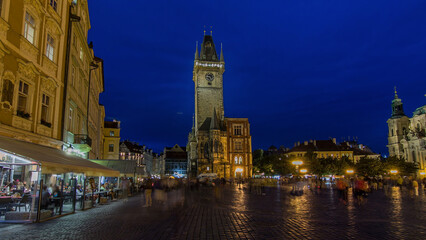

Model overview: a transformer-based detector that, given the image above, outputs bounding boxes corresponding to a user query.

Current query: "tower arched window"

[239,157,242,164]
[234,156,238,164]
[391,129,394,136]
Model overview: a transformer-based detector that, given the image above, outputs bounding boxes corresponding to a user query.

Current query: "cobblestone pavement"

[1,185,425,240]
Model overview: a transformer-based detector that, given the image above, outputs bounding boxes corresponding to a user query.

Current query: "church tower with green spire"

[387,88,410,158]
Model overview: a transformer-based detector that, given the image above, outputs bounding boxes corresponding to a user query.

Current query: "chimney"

[313,140,316,146]
[332,138,336,144]
[304,141,308,145]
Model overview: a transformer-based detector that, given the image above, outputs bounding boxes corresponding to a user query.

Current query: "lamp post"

[292,160,303,176]
[346,169,354,175]
[390,169,398,175]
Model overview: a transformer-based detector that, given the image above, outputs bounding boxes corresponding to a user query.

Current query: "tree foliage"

[252,149,418,177]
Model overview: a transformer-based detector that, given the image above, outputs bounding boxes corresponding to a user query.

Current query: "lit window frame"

[24,12,36,44]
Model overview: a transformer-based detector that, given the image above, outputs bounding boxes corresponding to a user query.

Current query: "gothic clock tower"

[193,34,225,131]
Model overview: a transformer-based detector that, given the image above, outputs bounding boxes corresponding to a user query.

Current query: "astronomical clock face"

[205,73,214,82]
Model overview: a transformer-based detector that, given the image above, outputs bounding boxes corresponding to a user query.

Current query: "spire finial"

[195,41,199,60]
[210,26,213,36]
[394,86,398,99]
[192,114,195,128]
[203,25,206,36]
[220,43,224,62]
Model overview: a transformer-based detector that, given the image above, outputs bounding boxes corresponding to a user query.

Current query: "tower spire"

[391,87,406,118]
[220,43,224,62]
[195,41,199,60]
[210,108,219,130]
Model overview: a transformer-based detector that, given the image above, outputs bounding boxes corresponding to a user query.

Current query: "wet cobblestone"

[1,185,425,239]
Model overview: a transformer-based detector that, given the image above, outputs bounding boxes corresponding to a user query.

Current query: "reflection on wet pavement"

[0,184,425,239]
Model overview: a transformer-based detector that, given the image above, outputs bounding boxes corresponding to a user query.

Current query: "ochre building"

[187,34,252,179]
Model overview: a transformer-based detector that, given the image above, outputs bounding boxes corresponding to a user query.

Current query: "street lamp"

[346,169,354,174]
[390,169,398,174]
[292,160,303,175]
[300,169,307,174]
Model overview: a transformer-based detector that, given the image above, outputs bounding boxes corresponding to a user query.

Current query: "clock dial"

[205,73,214,82]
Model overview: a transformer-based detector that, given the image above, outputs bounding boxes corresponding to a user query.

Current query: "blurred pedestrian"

[144,178,153,207]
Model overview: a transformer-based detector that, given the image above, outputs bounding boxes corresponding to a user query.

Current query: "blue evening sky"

[88,0,426,154]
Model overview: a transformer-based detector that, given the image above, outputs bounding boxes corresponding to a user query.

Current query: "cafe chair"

[0,198,11,216]
[10,194,30,212]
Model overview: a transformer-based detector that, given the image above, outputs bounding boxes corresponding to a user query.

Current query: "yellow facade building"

[288,138,380,163]
[0,0,68,148]
[0,0,107,159]
[102,120,120,160]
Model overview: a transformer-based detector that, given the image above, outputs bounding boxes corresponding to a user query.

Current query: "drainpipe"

[61,5,80,142]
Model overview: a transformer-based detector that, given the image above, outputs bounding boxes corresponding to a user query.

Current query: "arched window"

[234,156,238,164]
[239,157,242,164]
[391,129,394,136]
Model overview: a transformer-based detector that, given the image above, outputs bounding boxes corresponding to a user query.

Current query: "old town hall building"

[187,34,252,179]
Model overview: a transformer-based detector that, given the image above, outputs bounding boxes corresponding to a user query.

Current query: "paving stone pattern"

[1,185,425,240]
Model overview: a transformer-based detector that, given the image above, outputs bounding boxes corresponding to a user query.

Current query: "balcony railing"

[74,134,92,147]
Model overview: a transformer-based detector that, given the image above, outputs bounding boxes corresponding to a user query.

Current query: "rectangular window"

[24,12,36,44]
[109,131,114,136]
[233,125,242,136]
[109,144,114,152]
[72,34,77,49]
[41,94,50,122]
[1,79,14,104]
[46,34,55,61]
[80,47,84,61]
[71,65,76,87]
[17,81,29,113]
[68,108,73,131]
[0,0,3,16]
[49,0,57,11]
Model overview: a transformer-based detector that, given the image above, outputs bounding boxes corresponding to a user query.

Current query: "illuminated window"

[68,108,73,131]
[233,125,242,135]
[17,81,29,113]
[239,157,242,164]
[109,131,114,136]
[41,94,50,123]
[46,34,55,61]
[234,156,238,164]
[24,12,36,44]
[109,144,114,152]
[80,47,84,61]
[49,0,57,11]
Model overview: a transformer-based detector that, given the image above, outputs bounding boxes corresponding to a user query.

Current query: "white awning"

[0,135,119,177]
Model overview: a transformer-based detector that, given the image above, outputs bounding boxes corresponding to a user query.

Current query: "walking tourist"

[144,178,153,207]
